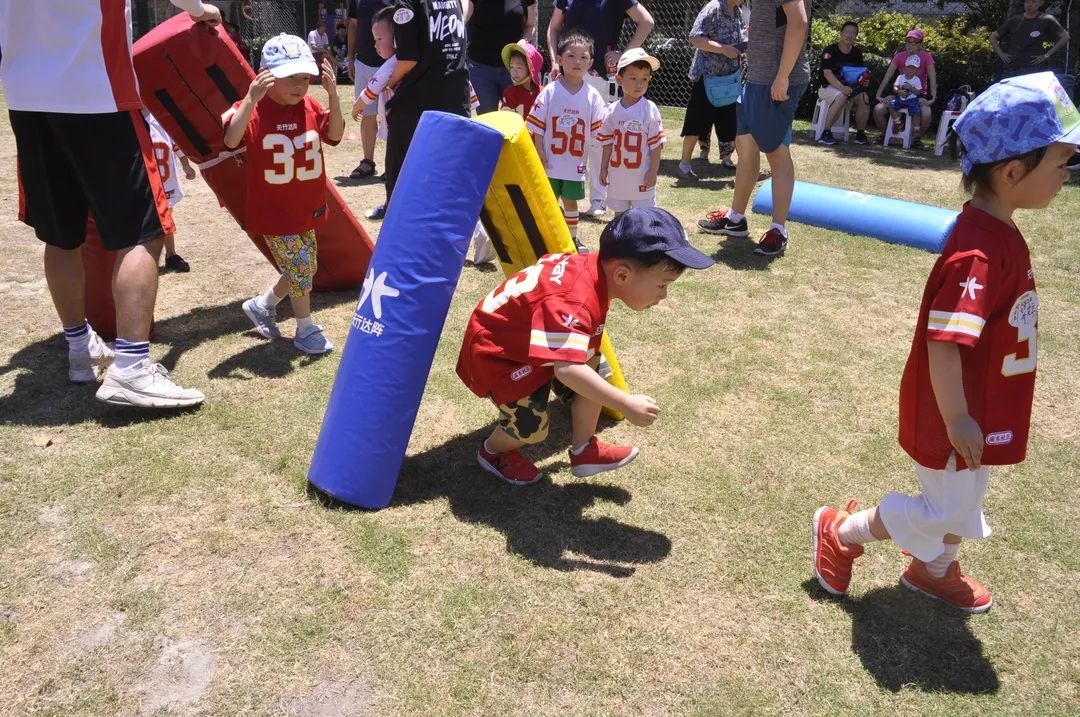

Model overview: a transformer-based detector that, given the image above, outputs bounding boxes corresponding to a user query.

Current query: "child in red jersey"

[457,207,714,486]
[499,41,542,117]
[223,34,344,355]
[812,72,1079,613]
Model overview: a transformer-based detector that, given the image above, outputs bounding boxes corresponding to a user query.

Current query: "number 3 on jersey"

[1002,290,1038,377]
[264,130,323,185]
[550,115,586,157]
[609,129,643,169]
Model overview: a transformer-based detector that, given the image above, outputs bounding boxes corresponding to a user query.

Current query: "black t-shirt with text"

[818,42,864,89]
[391,0,470,114]
[467,0,535,68]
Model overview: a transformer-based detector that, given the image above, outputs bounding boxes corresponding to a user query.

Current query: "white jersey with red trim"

[0,0,206,114]
[525,79,607,182]
[596,97,665,201]
[145,112,185,207]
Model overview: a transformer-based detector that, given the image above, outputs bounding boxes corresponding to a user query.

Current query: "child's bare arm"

[224,70,274,149]
[599,145,612,185]
[643,144,661,189]
[321,57,345,143]
[179,155,197,180]
[554,361,659,427]
[927,340,983,468]
[531,132,546,168]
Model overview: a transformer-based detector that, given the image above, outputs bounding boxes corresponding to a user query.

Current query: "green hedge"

[800,12,994,119]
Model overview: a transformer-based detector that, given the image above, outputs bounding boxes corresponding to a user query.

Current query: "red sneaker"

[477,444,543,486]
[812,500,864,595]
[569,437,639,477]
[753,227,788,256]
[901,558,992,613]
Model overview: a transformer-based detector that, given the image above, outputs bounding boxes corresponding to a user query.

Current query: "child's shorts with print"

[263,229,318,297]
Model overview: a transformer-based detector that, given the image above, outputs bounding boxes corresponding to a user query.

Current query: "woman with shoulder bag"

[678,0,746,180]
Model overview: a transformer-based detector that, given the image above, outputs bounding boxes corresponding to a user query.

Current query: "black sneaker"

[853,130,869,145]
[817,130,838,146]
[164,253,190,273]
[574,239,590,254]
[698,209,749,237]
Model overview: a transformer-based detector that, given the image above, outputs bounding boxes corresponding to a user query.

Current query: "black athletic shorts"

[681,76,738,142]
[11,109,174,251]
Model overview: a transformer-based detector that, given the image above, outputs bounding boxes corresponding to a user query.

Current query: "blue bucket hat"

[954,71,1080,174]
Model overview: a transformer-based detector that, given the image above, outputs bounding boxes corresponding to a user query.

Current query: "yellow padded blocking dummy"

[475,110,629,420]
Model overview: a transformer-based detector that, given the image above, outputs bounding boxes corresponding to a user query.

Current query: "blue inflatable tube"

[751,179,957,253]
[308,112,504,509]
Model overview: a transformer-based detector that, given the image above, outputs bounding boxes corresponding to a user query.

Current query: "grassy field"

[0,90,1078,716]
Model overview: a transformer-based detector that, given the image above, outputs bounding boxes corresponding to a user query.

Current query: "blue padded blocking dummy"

[308,112,504,509]
[751,180,958,253]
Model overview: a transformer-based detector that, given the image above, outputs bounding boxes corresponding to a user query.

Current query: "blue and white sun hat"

[954,71,1080,174]
[261,34,319,78]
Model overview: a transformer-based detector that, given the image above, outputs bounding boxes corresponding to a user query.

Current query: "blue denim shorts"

[736,82,807,153]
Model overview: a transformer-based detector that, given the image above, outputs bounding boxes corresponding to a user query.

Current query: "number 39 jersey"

[457,253,610,404]
[596,97,665,200]
[898,202,1038,470]
[222,95,340,235]
[525,80,607,182]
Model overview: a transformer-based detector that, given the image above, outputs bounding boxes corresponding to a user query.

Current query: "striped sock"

[925,542,959,579]
[114,339,150,371]
[63,321,91,349]
[564,210,579,238]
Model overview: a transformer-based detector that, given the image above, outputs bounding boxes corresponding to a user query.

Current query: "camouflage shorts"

[495,380,575,444]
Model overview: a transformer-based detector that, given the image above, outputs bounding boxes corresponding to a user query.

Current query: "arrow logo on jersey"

[959,276,984,301]
[357,267,400,320]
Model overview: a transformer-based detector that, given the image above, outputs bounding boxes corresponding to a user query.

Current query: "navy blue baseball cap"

[599,207,715,270]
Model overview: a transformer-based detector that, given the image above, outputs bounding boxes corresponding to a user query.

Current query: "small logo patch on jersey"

[393,8,414,24]
[511,365,533,381]
[986,431,1013,446]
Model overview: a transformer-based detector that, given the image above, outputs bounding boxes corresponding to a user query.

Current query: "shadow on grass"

[311,413,672,578]
[792,129,957,174]
[705,234,780,272]
[0,291,358,428]
[802,578,1000,695]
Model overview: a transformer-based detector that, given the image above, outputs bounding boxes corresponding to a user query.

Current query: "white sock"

[570,438,591,455]
[925,543,959,579]
[678,160,692,172]
[727,209,745,223]
[258,287,285,309]
[770,222,788,238]
[295,315,315,333]
[838,509,877,547]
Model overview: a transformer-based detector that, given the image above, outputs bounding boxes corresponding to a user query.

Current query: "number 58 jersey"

[222,95,340,235]
[898,203,1038,470]
[526,81,607,182]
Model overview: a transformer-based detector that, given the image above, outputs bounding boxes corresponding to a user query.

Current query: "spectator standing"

[308,20,331,66]
[872,28,936,141]
[697,0,812,257]
[466,0,537,114]
[346,0,391,179]
[547,0,655,218]
[816,20,870,146]
[0,0,216,408]
[677,0,746,181]
[991,0,1069,78]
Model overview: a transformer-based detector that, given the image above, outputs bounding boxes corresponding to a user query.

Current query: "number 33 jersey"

[596,97,665,200]
[457,253,610,404]
[222,95,340,235]
[526,81,607,182]
[899,202,1038,470]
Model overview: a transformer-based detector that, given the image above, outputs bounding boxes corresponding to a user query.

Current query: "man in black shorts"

[0,0,217,407]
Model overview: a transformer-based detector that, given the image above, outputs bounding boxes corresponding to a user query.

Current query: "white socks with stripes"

[838,509,876,547]
[925,543,959,579]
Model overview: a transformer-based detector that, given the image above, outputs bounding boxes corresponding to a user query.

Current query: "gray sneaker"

[294,324,333,355]
[95,359,204,408]
[242,297,281,339]
[69,330,114,383]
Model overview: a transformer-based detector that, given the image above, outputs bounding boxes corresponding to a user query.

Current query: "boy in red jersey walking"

[223,35,344,354]
[813,72,1079,613]
[457,207,714,485]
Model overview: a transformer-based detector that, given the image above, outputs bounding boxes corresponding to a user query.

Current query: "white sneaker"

[294,324,333,354]
[68,330,114,383]
[95,359,205,408]
[588,200,607,218]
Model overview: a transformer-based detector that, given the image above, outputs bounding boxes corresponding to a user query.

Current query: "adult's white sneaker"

[68,330,114,383]
[95,359,205,408]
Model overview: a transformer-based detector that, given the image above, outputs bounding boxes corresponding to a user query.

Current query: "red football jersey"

[457,253,610,404]
[899,203,1039,469]
[222,95,339,235]
[501,84,541,117]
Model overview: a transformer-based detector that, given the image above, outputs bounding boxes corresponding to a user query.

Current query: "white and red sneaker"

[901,558,992,613]
[569,437,639,477]
[476,444,543,486]
[812,500,864,595]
